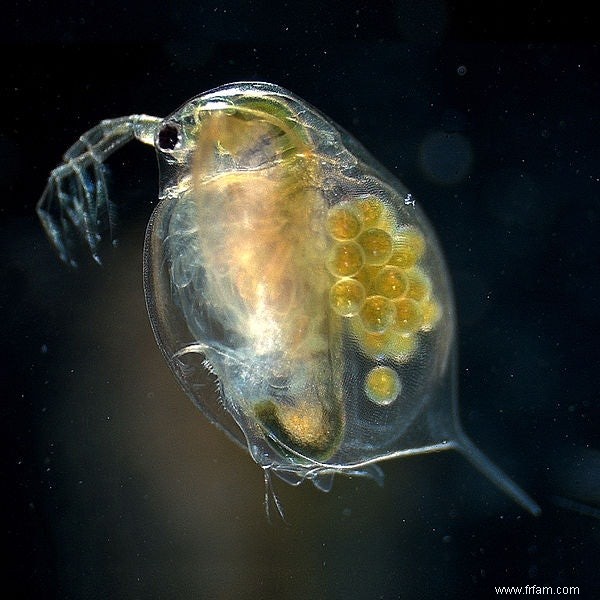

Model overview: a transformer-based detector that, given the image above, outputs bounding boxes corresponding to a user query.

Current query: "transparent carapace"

[37,81,540,515]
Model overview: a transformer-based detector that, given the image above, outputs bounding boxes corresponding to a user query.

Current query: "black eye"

[158,122,180,151]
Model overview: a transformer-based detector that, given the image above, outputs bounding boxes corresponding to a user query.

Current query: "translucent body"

[37,82,540,514]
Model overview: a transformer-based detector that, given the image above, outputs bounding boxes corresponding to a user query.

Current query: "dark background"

[2,1,598,598]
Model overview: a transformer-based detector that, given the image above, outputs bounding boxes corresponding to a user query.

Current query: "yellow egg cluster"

[364,366,401,405]
[326,195,442,404]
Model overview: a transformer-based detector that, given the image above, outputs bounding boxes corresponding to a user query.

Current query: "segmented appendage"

[36,115,160,266]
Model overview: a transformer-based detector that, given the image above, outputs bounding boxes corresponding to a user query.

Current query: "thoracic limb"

[37,114,161,266]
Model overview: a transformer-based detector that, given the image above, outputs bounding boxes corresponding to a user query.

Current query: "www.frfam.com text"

[495,585,579,595]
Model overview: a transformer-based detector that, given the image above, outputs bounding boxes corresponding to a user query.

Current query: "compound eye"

[157,122,180,151]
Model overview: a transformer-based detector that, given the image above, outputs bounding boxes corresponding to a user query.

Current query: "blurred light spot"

[419,131,473,185]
